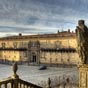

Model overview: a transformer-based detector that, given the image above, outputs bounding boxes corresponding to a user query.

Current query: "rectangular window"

[19,42,23,48]
[23,42,27,47]
[20,56,21,59]
[24,51,27,57]
[55,41,61,49]
[2,43,5,48]
[13,42,17,49]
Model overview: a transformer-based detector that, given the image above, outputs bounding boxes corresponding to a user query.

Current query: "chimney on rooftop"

[19,33,22,36]
[68,29,70,33]
[57,30,59,33]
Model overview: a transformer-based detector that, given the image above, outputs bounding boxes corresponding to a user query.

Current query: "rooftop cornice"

[0,32,76,40]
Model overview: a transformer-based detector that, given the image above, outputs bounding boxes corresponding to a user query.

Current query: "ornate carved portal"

[28,41,40,65]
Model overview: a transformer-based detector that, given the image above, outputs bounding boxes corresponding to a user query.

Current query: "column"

[79,64,88,88]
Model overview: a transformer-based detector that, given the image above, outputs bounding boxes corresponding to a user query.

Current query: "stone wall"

[0,32,81,64]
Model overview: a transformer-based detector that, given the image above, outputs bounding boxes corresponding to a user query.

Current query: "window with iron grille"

[2,43,5,48]
[13,42,17,49]
[24,51,27,57]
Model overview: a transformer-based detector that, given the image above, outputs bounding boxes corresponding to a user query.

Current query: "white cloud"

[0,0,88,37]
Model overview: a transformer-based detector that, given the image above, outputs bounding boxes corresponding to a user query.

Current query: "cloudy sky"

[0,0,88,37]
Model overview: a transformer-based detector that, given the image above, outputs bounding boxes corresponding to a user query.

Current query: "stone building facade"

[0,31,81,65]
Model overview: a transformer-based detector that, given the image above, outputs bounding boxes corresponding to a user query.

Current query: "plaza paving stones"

[0,64,79,85]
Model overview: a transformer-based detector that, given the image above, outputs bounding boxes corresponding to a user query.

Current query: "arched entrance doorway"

[32,55,36,62]
[31,52,36,62]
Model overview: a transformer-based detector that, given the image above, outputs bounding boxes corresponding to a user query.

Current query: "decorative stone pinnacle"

[47,78,51,88]
[12,62,18,75]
